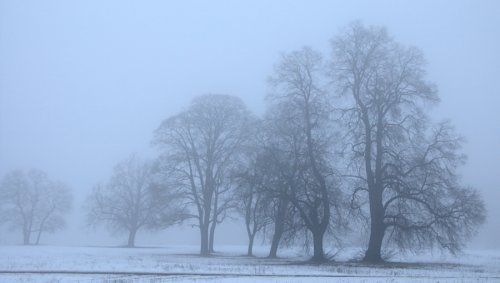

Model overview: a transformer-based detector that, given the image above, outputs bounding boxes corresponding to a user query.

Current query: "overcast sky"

[1,0,499,249]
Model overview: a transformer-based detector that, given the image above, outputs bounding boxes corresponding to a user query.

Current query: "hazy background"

[1,0,499,249]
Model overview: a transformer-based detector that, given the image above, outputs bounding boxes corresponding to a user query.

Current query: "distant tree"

[153,94,253,256]
[330,22,486,262]
[266,47,342,262]
[86,155,186,247]
[0,169,72,245]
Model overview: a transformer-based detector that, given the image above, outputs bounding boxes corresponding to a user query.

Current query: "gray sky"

[1,1,499,249]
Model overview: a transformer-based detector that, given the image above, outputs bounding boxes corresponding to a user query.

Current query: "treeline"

[0,23,485,263]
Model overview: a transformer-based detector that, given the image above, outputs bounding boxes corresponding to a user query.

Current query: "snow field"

[0,245,498,282]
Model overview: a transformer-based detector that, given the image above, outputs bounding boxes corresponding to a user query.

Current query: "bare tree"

[267,47,340,262]
[86,155,185,247]
[330,22,486,262]
[153,94,252,256]
[0,169,72,245]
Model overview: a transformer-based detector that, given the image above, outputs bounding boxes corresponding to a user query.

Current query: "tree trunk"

[23,219,33,245]
[35,230,42,245]
[268,198,287,258]
[201,175,214,256]
[127,228,137,248]
[268,229,282,258]
[364,224,384,262]
[209,184,220,254]
[209,220,216,253]
[200,223,210,256]
[35,217,48,245]
[311,229,326,262]
[364,114,386,263]
[247,233,255,256]
[23,230,30,245]
[363,187,385,263]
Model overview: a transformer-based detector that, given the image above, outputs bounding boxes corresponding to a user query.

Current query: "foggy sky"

[1,1,499,248]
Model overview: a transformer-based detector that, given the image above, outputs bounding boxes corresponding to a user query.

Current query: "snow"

[0,245,498,282]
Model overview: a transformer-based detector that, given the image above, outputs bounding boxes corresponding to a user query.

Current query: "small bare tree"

[330,22,486,262]
[0,169,72,245]
[153,94,252,256]
[86,155,185,247]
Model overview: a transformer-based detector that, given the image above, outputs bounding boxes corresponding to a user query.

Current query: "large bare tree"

[330,22,486,262]
[153,94,252,256]
[0,169,72,245]
[86,155,185,247]
[267,47,340,262]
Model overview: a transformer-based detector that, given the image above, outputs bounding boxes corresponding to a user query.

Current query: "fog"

[1,1,499,249]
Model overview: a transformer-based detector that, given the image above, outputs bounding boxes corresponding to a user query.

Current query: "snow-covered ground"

[0,245,498,282]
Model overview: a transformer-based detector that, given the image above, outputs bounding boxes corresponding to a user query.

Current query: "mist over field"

[0,1,499,281]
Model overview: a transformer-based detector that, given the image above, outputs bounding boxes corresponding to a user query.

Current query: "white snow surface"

[0,245,498,282]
